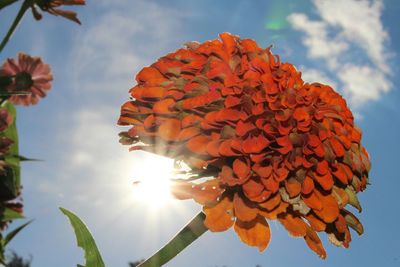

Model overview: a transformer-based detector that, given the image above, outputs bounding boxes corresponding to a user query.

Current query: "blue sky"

[1,0,400,266]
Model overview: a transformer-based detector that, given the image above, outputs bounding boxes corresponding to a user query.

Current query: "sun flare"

[130,153,175,209]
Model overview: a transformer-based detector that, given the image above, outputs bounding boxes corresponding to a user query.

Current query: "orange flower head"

[118,33,371,259]
[1,53,53,106]
[30,0,85,24]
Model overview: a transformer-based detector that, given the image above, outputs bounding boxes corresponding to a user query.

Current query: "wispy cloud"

[288,0,392,107]
[70,0,187,94]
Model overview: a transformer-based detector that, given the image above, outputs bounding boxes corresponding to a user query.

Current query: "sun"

[130,153,175,209]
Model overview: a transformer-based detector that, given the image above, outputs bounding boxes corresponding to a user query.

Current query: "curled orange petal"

[203,196,234,232]
[233,193,258,222]
[234,215,271,252]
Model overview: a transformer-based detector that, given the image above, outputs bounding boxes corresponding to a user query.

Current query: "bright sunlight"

[130,153,175,209]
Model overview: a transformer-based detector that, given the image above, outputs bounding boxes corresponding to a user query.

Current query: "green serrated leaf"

[60,207,105,267]
[0,207,24,222]
[3,220,32,246]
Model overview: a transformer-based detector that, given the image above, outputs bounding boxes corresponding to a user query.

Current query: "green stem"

[0,0,30,53]
[0,0,19,10]
[138,212,208,267]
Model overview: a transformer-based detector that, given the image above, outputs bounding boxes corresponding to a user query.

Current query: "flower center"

[15,72,33,91]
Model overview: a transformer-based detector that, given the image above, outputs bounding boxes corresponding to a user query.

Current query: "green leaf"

[0,101,20,199]
[10,154,42,162]
[3,220,32,246]
[60,207,105,267]
[138,212,208,267]
[0,207,24,222]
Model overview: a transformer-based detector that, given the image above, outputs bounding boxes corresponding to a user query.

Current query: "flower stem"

[0,0,19,10]
[0,0,30,53]
[138,212,208,267]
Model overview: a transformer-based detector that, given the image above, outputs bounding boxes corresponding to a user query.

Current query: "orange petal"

[242,134,270,153]
[285,178,302,198]
[206,140,221,157]
[273,167,289,182]
[233,158,250,180]
[252,164,273,178]
[203,196,234,232]
[233,193,258,222]
[261,177,279,193]
[241,38,261,53]
[136,67,164,83]
[316,160,329,175]
[219,165,248,186]
[181,114,203,128]
[220,32,237,55]
[158,119,181,141]
[329,137,345,157]
[259,201,288,220]
[312,171,334,191]
[276,135,293,155]
[301,175,314,195]
[293,107,309,121]
[224,95,241,108]
[335,214,348,234]
[278,213,307,237]
[143,115,156,130]
[132,86,167,100]
[305,212,326,232]
[332,163,349,185]
[314,190,340,223]
[258,193,281,211]
[304,227,327,259]
[302,191,323,211]
[153,98,176,114]
[234,216,271,252]
[178,127,201,141]
[242,179,266,201]
[192,180,222,205]
[182,90,221,109]
[186,135,211,155]
[216,108,244,122]
[236,120,256,136]
[219,139,241,156]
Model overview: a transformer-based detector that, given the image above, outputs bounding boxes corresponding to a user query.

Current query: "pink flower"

[31,0,86,24]
[1,53,53,106]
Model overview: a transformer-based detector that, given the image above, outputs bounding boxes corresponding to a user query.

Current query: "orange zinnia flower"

[30,0,85,24]
[1,53,53,106]
[118,33,370,258]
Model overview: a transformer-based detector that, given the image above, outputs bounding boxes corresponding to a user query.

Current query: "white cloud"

[338,64,391,104]
[70,0,186,93]
[288,0,392,107]
[299,66,337,89]
[288,13,348,69]
[314,0,389,73]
